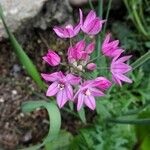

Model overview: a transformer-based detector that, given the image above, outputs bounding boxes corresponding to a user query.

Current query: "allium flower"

[79,9,105,35]
[111,55,132,86]
[74,80,105,110]
[53,14,81,39]
[68,40,95,63]
[102,34,124,58]
[93,77,112,90]
[41,71,81,108]
[43,50,61,66]
[68,40,85,63]
[87,63,96,71]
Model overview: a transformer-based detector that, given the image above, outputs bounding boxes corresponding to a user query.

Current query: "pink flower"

[111,55,132,86]
[53,9,81,39]
[102,34,124,58]
[68,40,95,63]
[87,63,96,71]
[41,71,81,108]
[68,40,85,63]
[79,9,105,35]
[93,77,112,90]
[74,80,105,110]
[43,50,61,66]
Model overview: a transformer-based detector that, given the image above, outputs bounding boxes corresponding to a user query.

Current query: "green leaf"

[131,50,150,70]
[0,5,45,90]
[78,107,86,124]
[21,100,61,150]
[45,131,73,150]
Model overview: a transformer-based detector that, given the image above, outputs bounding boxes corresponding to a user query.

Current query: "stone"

[0,0,72,40]
[69,0,122,9]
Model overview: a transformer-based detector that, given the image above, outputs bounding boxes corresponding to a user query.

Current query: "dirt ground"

[0,28,92,149]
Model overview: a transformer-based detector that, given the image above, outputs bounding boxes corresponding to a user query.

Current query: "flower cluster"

[41,9,132,110]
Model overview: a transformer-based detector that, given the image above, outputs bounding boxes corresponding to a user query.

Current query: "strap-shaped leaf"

[131,50,150,70]
[21,100,61,150]
[0,5,45,90]
[78,107,86,124]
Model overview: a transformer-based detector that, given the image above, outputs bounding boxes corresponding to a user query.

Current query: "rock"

[0,0,72,40]
[69,0,122,9]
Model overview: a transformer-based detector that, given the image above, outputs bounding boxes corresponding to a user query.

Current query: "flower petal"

[83,10,96,28]
[90,87,105,97]
[41,72,60,82]
[116,74,132,83]
[66,74,81,85]
[77,93,85,111]
[84,95,96,110]
[53,27,66,38]
[65,84,73,100]
[56,89,68,108]
[46,82,59,96]
[85,42,95,54]
[116,55,132,63]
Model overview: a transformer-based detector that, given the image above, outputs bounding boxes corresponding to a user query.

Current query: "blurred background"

[0,0,150,149]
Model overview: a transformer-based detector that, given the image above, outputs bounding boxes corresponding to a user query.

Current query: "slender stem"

[88,0,95,10]
[131,50,150,70]
[103,0,112,34]
[107,118,150,125]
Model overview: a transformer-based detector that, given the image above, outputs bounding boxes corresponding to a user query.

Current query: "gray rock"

[69,0,122,9]
[0,0,72,40]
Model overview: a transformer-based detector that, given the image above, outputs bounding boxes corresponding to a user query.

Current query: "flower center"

[85,89,91,96]
[58,84,65,90]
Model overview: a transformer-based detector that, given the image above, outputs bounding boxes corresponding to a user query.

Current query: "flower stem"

[131,50,150,70]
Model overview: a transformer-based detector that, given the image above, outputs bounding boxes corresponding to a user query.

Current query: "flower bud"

[43,50,61,66]
[87,63,96,71]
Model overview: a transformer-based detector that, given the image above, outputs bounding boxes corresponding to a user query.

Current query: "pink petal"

[90,87,105,97]
[43,50,61,66]
[94,77,112,90]
[64,28,74,38]
[76,40,85,51]
[41,72,60,82]
[85,42,95,54]
[83,10,96,28]
[66,74,81,85]
[113,63,132,74]
[46,82,59,96]
[56,89,68,108]
[53,27,66,38]
[65,84,73,100]
[77,93,84,111]
[74,22,81,35]
[115,74,132,83]
[112,74,122,86]
[116,55,132,63]
[84,95,96,110]
[79,9,83,25]
[103,33,111,45]
[83,18,103,35]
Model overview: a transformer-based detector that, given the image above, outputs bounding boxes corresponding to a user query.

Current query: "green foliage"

[135,108,150,150]
[45,131,73,150]
[123,0,150,40]
[21,100,61,150]
[112,22,144,54]
[70,124,135,150]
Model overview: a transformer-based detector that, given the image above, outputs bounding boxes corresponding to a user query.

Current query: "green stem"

[131,50,150,70]
[103,0,112,34]
[88,0,95,10]
[107,118,150,125]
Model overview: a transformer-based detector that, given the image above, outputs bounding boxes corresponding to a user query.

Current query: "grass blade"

[21,100,61,150]
[131,50,150,70]
[0,5,45,90]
